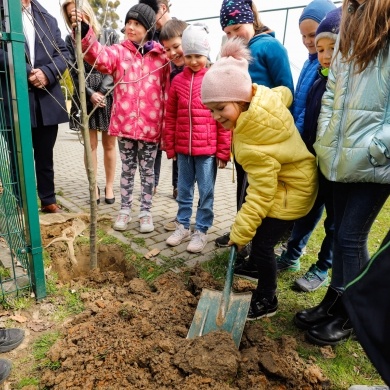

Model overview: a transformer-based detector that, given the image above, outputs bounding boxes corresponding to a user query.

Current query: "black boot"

[294,286,342,330]
[305,298,354,346]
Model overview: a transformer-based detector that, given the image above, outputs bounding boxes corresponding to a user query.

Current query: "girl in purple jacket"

[164,24,231,253]
[71,0,170,234]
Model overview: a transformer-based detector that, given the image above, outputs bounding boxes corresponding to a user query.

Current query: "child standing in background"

[202,38,318,320]
[215,0,294,257]
[159,19,188,231]
[164,24,231,253]
[291,0,336,133]
[290,7,341,293]
[71,0,171,233]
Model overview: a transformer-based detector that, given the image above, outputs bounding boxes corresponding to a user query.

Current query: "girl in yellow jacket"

[201,38,318,320]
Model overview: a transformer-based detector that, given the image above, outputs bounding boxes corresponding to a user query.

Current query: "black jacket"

[344,230,390,386]
[0,1,70,127]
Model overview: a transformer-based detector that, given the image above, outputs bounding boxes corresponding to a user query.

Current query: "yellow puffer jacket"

[230,84,318,246]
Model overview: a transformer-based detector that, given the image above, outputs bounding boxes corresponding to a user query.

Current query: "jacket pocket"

[368,137,390,167]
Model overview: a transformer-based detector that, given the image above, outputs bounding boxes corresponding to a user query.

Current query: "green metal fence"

[0,1,46,300]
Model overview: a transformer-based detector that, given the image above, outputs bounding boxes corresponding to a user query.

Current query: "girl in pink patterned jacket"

[73,0,170,234]
[164,24,231,253]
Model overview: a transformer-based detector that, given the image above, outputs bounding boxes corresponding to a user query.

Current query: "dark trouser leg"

[154,148,162,187]
[251,217,295,299]
[31,124,58,206]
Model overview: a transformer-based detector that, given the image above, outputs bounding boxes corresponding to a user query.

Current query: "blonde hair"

[61,0,101,36]
[339,0,390,73]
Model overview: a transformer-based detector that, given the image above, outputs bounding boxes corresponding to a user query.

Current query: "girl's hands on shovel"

[228,240,243,253]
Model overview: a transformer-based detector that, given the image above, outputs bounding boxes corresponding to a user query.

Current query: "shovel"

[187,245,252,348]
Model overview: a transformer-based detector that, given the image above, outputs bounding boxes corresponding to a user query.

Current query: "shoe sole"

[305,329,355,346]
[247,310,277,321]
[140,227,155,233]
[294,277,329,292]
[0,337,24,353]
[164,225,177,231]
[277,267,300,273]
[233,273,258,282]
[113,225,128,231]
[166,235,190,247]
[215,243,230,248]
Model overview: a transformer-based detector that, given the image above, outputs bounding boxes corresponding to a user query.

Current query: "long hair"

[339,0,390,73]
[251,2,265,32]
[61,0,101,36]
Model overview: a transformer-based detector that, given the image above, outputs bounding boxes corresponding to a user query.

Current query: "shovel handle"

[220,245,237,319]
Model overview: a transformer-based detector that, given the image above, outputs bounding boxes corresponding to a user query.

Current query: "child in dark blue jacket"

[278,7,342,292]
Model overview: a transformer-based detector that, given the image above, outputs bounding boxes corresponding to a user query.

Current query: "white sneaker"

[113,211,131,231]
[139,211,154,233]
[166,223,190,246]
[187,230,207,253]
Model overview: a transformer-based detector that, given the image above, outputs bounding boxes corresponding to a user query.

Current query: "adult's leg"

[101,131,116,199]
[31,124,58,206]
[194,156,217,233]
[331,182,390,288]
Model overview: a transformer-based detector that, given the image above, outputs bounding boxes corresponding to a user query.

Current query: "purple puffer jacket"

[164,67,231,161]
[81,27,171,142]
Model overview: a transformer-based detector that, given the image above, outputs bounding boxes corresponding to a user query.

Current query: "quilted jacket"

[164,67,231,161]
[291,53,319,134]
[81,27,171,142]
[230,84,318,246]
[315,41,390,184]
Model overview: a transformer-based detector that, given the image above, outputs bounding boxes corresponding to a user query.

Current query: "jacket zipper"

[188,73,194,156]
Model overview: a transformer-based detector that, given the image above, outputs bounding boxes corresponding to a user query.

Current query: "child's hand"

[228,240,243,253]
[217,158,227,169]
[70,9,85,28]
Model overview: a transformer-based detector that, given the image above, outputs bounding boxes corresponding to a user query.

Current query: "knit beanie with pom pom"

[201,37,252,103]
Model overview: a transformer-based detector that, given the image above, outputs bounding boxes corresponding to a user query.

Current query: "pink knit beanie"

[201,37,252,104]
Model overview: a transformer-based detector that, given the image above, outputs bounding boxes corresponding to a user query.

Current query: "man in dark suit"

[0,0,69,213]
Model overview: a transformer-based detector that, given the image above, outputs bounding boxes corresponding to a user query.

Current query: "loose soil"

[6,216,331,389]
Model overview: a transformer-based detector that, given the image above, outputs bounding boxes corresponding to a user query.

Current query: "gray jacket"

[314,42,390,183]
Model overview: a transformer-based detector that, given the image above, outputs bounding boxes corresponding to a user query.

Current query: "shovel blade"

[187,288,252,348]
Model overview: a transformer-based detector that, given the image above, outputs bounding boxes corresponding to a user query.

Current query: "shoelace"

[116,214,129,223]
[140,215,151,225]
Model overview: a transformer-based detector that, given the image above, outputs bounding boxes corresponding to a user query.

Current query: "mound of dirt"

[39,263,330,390]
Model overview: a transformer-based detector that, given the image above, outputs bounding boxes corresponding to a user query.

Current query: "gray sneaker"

[294,264,328,292]
[276,250,300,272]
[187,230,207,253]
[113,211,131,231]
[0,328,25,352]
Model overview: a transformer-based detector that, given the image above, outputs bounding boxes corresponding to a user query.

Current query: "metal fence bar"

[0,0,46,300]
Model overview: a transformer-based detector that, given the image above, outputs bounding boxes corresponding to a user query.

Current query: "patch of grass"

[32,331,61,370]
[201,199,390,388]
[123,248,187,283]
[0,266,11,279]
[52,287,85,321]
[16,377,40,389]
[122,232,146,247]
[2,295,34,311]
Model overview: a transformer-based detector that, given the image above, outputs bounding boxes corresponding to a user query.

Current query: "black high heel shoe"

[104,187,115,204]
[97,187,100,205]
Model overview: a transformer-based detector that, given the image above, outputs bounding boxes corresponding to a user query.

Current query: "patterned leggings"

[117,137,158,213]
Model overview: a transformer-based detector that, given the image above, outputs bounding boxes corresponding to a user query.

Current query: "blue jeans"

[285,171,334,271]
[176,154,217,233]
[330,181,390,289]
